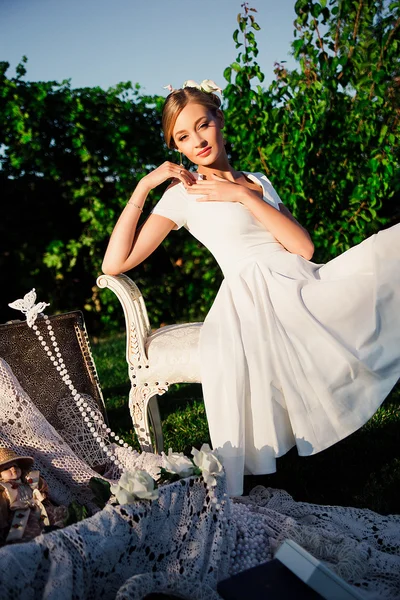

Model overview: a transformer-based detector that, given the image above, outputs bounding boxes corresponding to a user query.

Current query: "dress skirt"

[199,224,400,496]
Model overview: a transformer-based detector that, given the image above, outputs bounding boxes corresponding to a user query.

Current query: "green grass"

[91,333,400,515]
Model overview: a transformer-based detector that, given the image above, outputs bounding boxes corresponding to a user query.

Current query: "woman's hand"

[141,161,196,192]
[185,173,250,203]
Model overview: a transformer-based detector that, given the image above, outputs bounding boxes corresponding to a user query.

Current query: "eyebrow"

[174,116,208,137]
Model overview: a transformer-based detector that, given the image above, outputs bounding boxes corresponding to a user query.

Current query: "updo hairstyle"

[162,87,222,149]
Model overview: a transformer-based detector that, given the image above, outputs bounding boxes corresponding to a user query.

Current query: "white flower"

[110,469,159,503]
[182,79,223,95]
[182,79,202,90]
[200,79,223,94]
[191,443,224,487]
[162,448,195,478]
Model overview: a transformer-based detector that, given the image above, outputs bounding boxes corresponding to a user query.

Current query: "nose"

[193,132,207,148]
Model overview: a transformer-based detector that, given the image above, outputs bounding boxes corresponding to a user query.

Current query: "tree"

[223,0,400,262]
[0,60,178,330]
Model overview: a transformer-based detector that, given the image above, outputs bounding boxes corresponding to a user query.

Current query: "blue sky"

[1,0,299,95]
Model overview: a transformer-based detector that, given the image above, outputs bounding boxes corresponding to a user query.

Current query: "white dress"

[152,172,400,496]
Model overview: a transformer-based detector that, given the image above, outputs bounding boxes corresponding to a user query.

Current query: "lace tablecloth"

[0,476,400,600]
[0,474,232,600]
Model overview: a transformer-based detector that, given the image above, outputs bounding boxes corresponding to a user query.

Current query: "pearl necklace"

[31,312,134,470]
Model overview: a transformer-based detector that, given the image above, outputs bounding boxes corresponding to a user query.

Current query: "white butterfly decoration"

[9,288,50,328]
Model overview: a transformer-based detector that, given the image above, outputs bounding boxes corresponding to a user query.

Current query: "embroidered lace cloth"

[0,357,399,599]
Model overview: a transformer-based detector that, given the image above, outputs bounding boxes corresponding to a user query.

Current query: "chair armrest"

[96,273,151,368]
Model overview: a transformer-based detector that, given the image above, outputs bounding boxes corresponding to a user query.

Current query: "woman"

[102,83,400,496]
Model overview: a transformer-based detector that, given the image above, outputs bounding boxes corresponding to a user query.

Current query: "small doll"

[0,447,67,545]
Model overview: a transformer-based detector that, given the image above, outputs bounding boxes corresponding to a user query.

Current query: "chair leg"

[128,384,168,453]
[148,395,164,454]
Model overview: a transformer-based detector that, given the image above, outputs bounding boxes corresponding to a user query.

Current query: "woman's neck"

[197,159,242,182]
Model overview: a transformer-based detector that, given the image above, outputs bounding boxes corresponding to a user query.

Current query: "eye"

[179,134,188,142]
[199,122,208,129]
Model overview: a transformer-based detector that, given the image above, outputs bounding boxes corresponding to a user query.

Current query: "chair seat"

[142,322,203,385]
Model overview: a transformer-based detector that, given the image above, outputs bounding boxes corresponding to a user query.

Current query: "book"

[274,539,365,600]
[217,539,365,600]
[217,557,324,599]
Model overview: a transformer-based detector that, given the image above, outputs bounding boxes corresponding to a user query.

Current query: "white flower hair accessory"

[184,79,223,94]
[163,79,223,95]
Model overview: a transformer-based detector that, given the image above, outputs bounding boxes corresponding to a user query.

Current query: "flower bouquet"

[90,444,224,509]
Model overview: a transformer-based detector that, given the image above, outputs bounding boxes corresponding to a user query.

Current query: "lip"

[197,146,212,157]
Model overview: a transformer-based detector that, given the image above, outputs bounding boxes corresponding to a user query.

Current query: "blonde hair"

[162,87,222,149]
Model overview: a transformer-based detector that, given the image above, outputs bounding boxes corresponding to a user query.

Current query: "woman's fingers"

[186,186,212,196]
[161,161,195,185]
[174,165,196,186]
[142,161,196,191]
[185,178,238,202]
[186,181,215,191]
[186,185,214,201]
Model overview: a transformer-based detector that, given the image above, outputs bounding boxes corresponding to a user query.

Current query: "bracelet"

[127,201,144,212]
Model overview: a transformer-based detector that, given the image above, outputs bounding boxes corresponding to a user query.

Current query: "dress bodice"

[152,172,286,275]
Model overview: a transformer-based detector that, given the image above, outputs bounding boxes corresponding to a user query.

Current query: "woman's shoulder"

[243,171,272,185]
[151,178,190,230]
[161,180,188,200]
[243,171,283,208]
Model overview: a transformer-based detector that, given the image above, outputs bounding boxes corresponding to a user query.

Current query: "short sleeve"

[247,172,283,211]
[151,183,187,230]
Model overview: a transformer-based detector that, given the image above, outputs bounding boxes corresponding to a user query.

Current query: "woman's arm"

[187,175,314,260]
[243,193,314,260]
[102,163,196,275]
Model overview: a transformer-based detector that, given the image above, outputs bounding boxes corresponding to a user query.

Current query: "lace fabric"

[0,357,399,599]
[0,358,162,511]
[234,487,400,599]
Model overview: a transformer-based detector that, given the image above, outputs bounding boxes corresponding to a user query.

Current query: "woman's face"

[0,462,22,481]
[172,102,225,166]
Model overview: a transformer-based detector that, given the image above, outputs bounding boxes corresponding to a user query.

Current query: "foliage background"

[1,0,399,334]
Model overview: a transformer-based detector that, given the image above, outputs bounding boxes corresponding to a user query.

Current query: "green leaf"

[157,467,182,484]
[89,476,112,508]
[64,501,89,526]
[368,158,379,173]
[378,125,388,145]
[293,39,304,52]
[311,3,322,18]
[295,0,309,14]
[15,56,28,78]
[223,67,232,83]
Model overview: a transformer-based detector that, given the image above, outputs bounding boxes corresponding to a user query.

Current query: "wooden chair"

[96,273,203,453]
